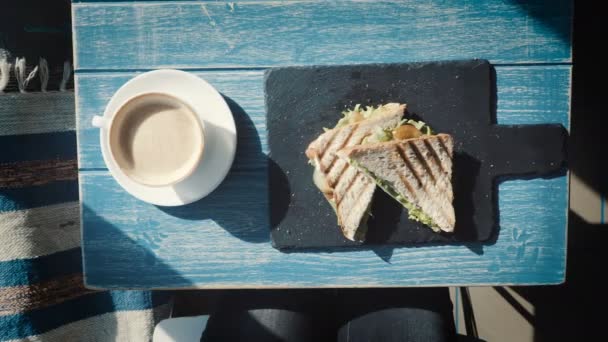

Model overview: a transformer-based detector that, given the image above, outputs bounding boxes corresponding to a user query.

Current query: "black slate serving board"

[265,60,567,250]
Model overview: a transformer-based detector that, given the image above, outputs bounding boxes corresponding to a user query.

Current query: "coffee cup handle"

[92,115,107,129]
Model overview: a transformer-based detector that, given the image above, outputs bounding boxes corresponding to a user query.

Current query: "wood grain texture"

[78,65,570,288]
[81,172,567,288]
[72,0,572,69]
[76,65,571,169]
[72,0,572,288]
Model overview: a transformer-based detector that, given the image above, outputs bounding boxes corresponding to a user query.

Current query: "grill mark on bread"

[405,139,455,227]
[336,170,360,205]
[338,123,359,151]
[423,138,445,174]
[410,141,437,184]
[331,134,365,186]
[328,134,368,187]
[396,145,423,188]
[394,145,420,200]
[405,141,452,224]
[329,163,349,188]
[339,176,372,216]
[323,157,339,175]
[433,136,453,177]
[396,172,417,202]
[424,139,454,203]
[427,136,455,228]
[437,134,452,159]
[418,148,454,225]
[442,135,453,156]
[316,128,339,160]
[322,125,357,172]
[435,136,454,203]
[421,138,453,202]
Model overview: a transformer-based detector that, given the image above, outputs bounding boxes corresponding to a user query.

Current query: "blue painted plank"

[75,65,571,169]
[495,66,571,127]
[80,172,567,288]
[77,65,570,287]
[72,0,572,69]
[72,0,571,288]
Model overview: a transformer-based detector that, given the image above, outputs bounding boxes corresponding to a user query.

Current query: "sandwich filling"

[311,104,437,229]
[349,160,440,231]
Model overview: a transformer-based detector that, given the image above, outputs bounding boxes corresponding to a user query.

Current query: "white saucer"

[97,69,237,206]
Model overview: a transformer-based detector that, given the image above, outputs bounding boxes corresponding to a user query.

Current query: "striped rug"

[0,92,171,341]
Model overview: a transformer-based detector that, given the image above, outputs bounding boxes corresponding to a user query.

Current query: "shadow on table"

[513,0,603,202]
[505,9,606,340]
[507,212,606,341]
[458,4,606,340]
[508,0,572,46]
[158,95,275,243]
[82,204,194,289]
[565,2,605,200]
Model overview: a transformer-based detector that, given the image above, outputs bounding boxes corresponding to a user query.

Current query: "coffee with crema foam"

[109,93,204,186]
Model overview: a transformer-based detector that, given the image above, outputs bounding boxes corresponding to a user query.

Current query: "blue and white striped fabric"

[0,92,171,341]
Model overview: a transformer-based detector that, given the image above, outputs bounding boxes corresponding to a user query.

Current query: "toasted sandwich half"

[337,133,455,232]
[306,103,405,240]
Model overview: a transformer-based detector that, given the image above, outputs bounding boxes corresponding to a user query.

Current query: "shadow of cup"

[157,95,271,243]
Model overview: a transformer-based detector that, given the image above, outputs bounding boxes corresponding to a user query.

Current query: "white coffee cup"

[92,92,206,187]
[90,69,236,206]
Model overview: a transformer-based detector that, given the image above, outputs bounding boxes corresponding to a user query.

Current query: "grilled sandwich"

[337,133,455,232]
[306,103,405,240]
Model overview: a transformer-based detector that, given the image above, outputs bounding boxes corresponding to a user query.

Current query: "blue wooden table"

[72,0,572,289]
